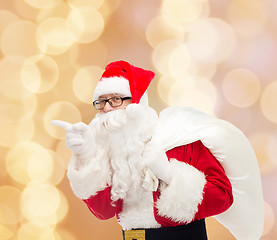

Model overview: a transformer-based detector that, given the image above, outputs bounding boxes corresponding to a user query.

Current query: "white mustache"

[96,109,128,131]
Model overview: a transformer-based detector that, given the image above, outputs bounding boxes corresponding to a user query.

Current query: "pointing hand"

[51,120,73,130]
[51,120,94,157]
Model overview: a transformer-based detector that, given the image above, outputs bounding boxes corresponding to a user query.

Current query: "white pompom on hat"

[93,60,155,104]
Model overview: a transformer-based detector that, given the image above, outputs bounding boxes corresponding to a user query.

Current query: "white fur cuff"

[156,159,206,223]
[67,154,111,200]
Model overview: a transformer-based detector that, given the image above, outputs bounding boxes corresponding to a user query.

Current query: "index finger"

[51,120,73,130]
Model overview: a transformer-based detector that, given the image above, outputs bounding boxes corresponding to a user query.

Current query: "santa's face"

[97,94,132,113]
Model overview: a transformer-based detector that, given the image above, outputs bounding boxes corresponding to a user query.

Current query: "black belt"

[122,219,208,240]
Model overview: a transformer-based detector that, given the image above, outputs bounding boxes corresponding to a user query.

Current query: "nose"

[101,101,113,113]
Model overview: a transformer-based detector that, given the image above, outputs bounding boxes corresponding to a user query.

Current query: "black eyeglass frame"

[93,96,132,110]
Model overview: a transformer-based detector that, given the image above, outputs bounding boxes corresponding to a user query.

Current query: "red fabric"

[83,141,233,226]
[100,61,155,104]
[153,141,233,227]
[83,186,123,220]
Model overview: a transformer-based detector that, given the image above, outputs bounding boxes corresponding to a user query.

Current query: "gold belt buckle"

[124,229,145,240]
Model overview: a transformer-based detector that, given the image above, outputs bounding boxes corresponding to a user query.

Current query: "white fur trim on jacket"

[67,151,112,200]
[118,189,161,230]
[156,159,206,223]
[93,77,131,101]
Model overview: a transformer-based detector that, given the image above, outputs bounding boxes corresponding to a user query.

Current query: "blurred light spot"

[0,222,15,240]
[226,33,277,80]
[188,59,217,80]
[21,54,59,93]
[152,39,182,75]
[260,81,277,124]
[53,66,79,98]
[99,0,122,18]
[20,186,68,226]
[249,132,272,174]
[168,74,196,102]
[22,210,59,227]
[146,16,184,48]
[36,3,71,22]
[13,0,39,21]
[0,187,21,239]
[54,228,77,240]
[17,222,55,240]
[157,75,176,104]
[68,0,104,9]
[0,186,21,224]
[36,17,74,55]
[0,117,34,148]
[1,20,40,57]
[132,1,164,31]
[170,89,215,115]
[0,10,20,36]
[55,190,69,223]
[162,0,206,24]
[167,74,215,115]
[227,0,267,37]
[69,39,108,67]
[66,7,104,44]
[0,149,8,180]
[44,101,82,139]
[0,203,17,225]
[0,56,33,100]
[73,66,103,103]
[0,94,37,123]
[21,58,40,93]
[262,201,275,236]
[169,43,191,77]
[56,140,73,167]
[188,18,236,63]
[268,131,277,166]
[24,0,62,9]
[223,68,261,108]
[6,142,50,184]
[27,150,53,183]
[46,150,66,186]
[197,78,217,105]
[21,184,60,219]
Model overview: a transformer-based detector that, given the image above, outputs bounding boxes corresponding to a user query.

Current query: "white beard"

[92,105,158,202]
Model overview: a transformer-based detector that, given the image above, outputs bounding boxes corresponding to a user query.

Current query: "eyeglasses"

[93,96,132,110]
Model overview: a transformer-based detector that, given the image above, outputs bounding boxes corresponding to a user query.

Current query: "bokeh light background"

[0,0,276,239]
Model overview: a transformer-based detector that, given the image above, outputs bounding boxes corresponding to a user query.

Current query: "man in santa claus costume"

[52,60,264,240]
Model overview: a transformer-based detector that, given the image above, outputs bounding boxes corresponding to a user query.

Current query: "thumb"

[51,120,73,131]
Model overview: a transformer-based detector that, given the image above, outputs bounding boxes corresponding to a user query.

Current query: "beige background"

[0,0,276,239]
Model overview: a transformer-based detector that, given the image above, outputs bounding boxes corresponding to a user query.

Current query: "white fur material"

[67,152,112,199]
[93,77,131,101]
[154,107,264,240]
[156,159,206,223]
[118,185,161,230]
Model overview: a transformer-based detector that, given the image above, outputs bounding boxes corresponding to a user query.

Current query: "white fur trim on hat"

[93,77,131,101]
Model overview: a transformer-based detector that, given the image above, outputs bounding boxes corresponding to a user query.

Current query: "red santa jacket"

[67,107,263,238]
[82,140,233,228]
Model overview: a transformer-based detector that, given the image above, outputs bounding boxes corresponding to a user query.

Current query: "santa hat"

[93,60,155,104]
